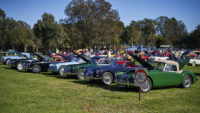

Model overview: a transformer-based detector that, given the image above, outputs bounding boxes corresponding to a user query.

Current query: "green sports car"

[115,54,198,93]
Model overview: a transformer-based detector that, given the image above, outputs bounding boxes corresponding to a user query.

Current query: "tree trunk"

[24,45,27,52]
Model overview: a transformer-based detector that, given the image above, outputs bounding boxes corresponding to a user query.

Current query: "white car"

[189,56,200,66]
[149,56,169,61]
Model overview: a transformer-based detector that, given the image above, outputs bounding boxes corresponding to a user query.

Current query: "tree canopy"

[0,2,200,52]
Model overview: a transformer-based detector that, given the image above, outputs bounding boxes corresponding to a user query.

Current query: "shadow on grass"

[42,72,78,80]
[195,73,200,76]
[71,80,139,92]
[72,79,191,93]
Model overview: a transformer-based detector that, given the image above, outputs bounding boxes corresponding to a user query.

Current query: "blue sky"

[0,0,199,32]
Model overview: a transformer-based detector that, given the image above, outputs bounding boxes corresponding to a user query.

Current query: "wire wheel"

[32,65,41,73]
[102,72,113,85]
[77,69,85,80]
[140,78,152,93]
[182,75,192,88]
[59,66,65,76]
[17,62,23,71]
[6,59,10,65]
[192,61,196,66]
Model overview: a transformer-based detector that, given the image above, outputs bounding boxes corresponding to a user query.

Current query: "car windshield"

[61,54,73,61]
[90,57,101,64]
[18,54,29,58]
[30,54,43,60]
[110,59,119,65]
[98,58,111,64]
[150,61,165,70]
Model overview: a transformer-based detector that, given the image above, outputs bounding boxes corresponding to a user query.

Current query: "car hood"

[3,56,21,59]
[129,53,154,70]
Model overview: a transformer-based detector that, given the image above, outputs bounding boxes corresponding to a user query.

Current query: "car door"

[161,64,182,86]
[150,63,182,87]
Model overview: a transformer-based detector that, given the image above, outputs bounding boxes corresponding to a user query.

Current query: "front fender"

[182,70,198,83]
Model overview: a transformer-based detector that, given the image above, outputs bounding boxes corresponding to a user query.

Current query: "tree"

[137,18,156,47]
[0,17,18,50]
[0,8,6,20]
[33,13,69,50]
[10,20,35,51]
[64,0,121,49]
[155,16,187,46]
[187,25,200,48]
[0,8,6,51]
[125,21,141,45]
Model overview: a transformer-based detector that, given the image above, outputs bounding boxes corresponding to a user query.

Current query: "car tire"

[5,59,10,65]
[102,72,113,85]
[182,75,192,88]
[11,66,15,69]
[32,65,41,73]
[140,78,152,93]
[58,66,65,76]
[77,68,85,80]
[17,62,23,71]
[192,61,196,66]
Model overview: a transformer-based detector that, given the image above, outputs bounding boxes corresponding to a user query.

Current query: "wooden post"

[139,87,141,101]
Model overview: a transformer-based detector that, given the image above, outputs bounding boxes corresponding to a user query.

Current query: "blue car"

[84,59,138,85]
[48,54,86,74]
[8,53,39,69]
[2,52,31,65]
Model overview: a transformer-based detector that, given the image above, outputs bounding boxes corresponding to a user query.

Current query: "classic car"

[115,54,198,93]
[149,56,169,61]
[21,54,72,73]
[8,53,38,69]
[60,55,111,79]
[2,52,31,65]
[48,53,86,74]
[189,55,200,66]
[84,59,138,85]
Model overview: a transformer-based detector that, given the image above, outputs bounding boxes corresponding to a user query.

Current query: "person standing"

[107,49,111,58]
[56,48,59,54]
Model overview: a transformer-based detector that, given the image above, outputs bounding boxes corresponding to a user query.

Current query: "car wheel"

[102,72,113,85]
[5,59,10,65]
[140,78,152,93]
[77,68,85,80]
[59,66,65,76]
[192,61,196,66]
[32,65,41,73]
[182,75,192,88]
[17,62,23,71]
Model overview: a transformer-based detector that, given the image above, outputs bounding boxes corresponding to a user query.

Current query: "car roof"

[153,60,179,66]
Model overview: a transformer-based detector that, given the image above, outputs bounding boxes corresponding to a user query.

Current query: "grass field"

[0,64,200,113]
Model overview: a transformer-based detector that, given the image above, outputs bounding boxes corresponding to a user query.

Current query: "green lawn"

[0,64,200,113]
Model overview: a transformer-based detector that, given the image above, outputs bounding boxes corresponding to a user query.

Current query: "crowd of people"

[44,47,200,62]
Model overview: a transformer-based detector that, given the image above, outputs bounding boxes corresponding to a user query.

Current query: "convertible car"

[8,53,38,69]
[115,54,198,93]
[48,53,86,74]
[84,58,139,85]
[189,55,200,66]
[22,54,72,73]
[2,52,30,65]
